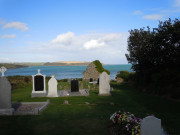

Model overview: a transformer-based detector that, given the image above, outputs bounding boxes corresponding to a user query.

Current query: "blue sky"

[0,0,180,64]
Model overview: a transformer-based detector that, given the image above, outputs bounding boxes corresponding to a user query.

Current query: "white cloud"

[0,57,15,62]
[82,33,123,50]
[133,10,143,15]
[3,22,29,31]
[1,32,129,64]
[174,0,180,7]
[100,33,122,42]
[51,32,74,45]
[0,18,6,25]
[83,40,105,50]
[1,34,16,39]
[142,14,164,20]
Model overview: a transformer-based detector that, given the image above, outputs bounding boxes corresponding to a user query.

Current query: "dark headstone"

[71,80,79,92]
[34,75,44,91]
[0,77,12,109]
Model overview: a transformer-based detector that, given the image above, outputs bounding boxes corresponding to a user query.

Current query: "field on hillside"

[0,77,180,135]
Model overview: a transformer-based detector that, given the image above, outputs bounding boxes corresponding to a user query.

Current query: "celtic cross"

[0,66,7,77]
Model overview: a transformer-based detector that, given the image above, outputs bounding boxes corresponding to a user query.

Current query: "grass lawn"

[0,79,180,135]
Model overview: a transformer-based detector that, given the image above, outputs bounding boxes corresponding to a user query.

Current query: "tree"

[125,18,180,97]
[126,18,180,73]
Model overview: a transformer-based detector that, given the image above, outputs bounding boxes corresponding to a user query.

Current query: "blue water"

[5,65,133,80]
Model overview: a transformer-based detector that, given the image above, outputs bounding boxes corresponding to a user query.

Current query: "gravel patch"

[12,100,49,115]
[13,103,43,112]
[58,89,89,97]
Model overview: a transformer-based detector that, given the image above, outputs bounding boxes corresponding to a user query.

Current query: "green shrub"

[116,71,130,82]
[24,77,30,83]
[8,76,32,90]
[77,78,82,81]
[59,79,68,82]
[93,60,110,75]
[104,69,110,75]
[128,72,136,81]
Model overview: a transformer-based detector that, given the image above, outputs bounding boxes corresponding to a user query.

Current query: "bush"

[24,77,30,83]
[131,70,180,99]
[128,72,136,81]
[7,76,32,90]
[116,71,130,82]
[59,79,68,82]
[77,78,82,81]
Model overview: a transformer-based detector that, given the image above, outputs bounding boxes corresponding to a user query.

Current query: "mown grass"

[0,77,180,135]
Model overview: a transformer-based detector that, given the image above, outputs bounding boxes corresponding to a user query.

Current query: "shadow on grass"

[3,80,180,135]
[111,82,132,91]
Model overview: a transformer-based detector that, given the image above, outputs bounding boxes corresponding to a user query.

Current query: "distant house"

[82,60,110,82]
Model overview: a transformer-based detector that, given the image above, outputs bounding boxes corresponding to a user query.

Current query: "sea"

[5,64,133,80]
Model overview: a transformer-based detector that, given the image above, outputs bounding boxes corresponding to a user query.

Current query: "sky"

[0,0,180,64]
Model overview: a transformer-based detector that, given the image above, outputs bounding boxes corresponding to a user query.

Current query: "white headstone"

[0,66,7,77]
[141,116,161,135]
[99,72,110,95]
[47,74,58,97]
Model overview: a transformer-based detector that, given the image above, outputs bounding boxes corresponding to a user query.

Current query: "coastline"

[0,64,28,69]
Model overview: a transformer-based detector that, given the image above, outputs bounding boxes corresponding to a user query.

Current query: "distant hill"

[0,61,91,69]
[0,63,27,69]
[14,62,45,66]
[44,61,90,66]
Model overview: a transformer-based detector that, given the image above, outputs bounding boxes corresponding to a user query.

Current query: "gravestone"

[141,116,161,135]
[31,69,47,97]
[99,72,110,95]
[0,66,14,115]
[71,80,79,92]
[47,75,58,97]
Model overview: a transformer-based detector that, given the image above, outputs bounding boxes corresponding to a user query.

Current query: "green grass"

[0,80,180,135]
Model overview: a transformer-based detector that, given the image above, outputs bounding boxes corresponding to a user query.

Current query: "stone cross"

[37,69,43,75]
[51,74,55,78]
[0,66,7,77]
[37,69,41,74]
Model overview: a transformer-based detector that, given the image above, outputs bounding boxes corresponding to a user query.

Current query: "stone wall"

[83,62,100,81]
